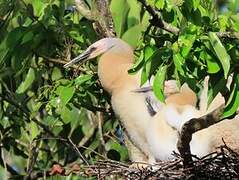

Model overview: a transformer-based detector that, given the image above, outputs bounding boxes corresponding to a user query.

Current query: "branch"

[94,0,115,37]
[137,0,179,35]
[216,31,239,39]
[138,0,239,39]
[97,112,106,155]
[177,105,224,168]
[75,0,94,20]
[75,0,115,37]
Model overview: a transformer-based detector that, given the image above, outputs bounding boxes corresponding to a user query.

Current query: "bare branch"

[75,0,94,20]
[216,31,239,39]
[94,0,115,37]
[75,0,115,37]
[137,0,180,35]
[177,105,224,167]
[138,0,239,39]
[97,112,106,155]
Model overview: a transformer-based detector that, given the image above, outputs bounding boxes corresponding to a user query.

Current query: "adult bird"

[64,38,197,163]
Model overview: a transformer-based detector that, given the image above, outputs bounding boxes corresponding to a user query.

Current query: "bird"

[146,76,239,161]
[64,38,198,164]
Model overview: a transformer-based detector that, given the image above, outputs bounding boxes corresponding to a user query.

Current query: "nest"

[82,145,239,179]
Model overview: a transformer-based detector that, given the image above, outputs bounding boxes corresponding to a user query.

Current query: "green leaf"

[178,26,197,58]
[31,0,48,18]
[60,106,73,124]
[218,15,228,31]
[207,77,227,106]
[74,74,93,85]
[6,27,25,48]
[173,53,185,76]
[140,67,148,86]
[223,74,239,118]
[127,0,141,28]
[110,0,130,37]
[21,31,34,44]
[105,139,128,161]
[16,68,35,94]
[144,45,157,61]
[128,51,144,74]
[200,51,220,74]
[30,121,38,140]
[192,0,200,10]
[208,32,231,78]
[51,67,63,81]
[55,85,75,105]
[122,24,143,48]
[155,0,165,9]
[153,65,167,102]
[60,86,75,105]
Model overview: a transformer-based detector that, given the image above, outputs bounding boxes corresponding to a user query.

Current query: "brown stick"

[177,105,224,168]
[137,0,239,39]
[137,0,179,35]
[75,0,115,37]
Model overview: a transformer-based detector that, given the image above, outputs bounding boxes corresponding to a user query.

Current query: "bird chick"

[146,83,200,161]
[147,77,239,161]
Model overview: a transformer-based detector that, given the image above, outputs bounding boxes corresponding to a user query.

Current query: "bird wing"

[132,80,179,116]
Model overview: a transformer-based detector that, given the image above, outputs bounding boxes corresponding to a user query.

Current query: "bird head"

[64,38,132,68]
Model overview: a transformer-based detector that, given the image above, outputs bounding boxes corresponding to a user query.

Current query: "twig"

[33,136,89,166]
[216,31,239,39]
[35,53,87,72]
[97,112,106,155]
[73,101,107,113]
[67,137,89,166]
[137,0,179,35]
[177,105,224,168]
[26,137,41,178]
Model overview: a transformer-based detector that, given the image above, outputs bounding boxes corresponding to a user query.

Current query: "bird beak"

[63,47,96,68]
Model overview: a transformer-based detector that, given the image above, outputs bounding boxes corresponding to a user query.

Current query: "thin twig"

[67,137,89,166]
[33,136,89,165]
[137,0,179,35]
[97,112,106,155]
[216,31,239,39]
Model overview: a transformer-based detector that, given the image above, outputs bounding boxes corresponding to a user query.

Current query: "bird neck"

[98,52,135,93]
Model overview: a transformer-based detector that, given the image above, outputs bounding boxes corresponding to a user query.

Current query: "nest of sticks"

[80,144,239,179]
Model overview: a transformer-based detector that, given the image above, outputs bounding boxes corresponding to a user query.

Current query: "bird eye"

[89,47,97,53]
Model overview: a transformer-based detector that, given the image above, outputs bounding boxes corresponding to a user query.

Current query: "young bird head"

[64,38,133,68]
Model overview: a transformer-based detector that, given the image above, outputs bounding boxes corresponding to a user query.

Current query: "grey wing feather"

[132,79,179,116]
[132,84,163,116]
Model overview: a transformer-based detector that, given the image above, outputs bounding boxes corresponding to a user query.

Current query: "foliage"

[0,0,238,178]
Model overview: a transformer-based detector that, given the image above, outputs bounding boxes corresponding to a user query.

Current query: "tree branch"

[216,31,239,39]
[138,0,239,39]
[75,0,115,37]
[137,0,180,35]
[177,105,224,168]
[75,0,94,20]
